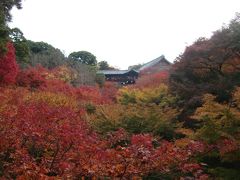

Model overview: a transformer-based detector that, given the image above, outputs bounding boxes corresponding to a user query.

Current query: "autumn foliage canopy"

[0,11,240,179]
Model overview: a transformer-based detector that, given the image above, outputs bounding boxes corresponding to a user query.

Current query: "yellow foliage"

[191,94,226,121]
[175,138,192,148]
[45,65,76,83]
[87,104,123,131]
[25,91,79,110]
[175,128,194,137]
[54,66,76,83]
[192,92,240,142]
[117,84,176,106]
[88,103,180,138]
[89,84,180,138]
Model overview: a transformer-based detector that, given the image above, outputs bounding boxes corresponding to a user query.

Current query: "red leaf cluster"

[0,42,19,85]
[135,71,169,88]
[217,139,239,156]
[101,82,118,103]
[17,66,47,89]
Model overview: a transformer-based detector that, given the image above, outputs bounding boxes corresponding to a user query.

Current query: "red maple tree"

[0,42,19,85]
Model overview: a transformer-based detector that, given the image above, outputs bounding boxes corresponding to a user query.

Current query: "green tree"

[27,41,66,69]
[0,13,8,55]
[128,64,142,70]
[9,28,30,64]
[68,51,97,66]
[27,41,55,54]
[95,73,105,87]
[98,61,110,70]
[66,60,97,86]
[0,0,22,55]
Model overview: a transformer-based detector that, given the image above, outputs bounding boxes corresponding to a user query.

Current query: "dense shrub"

[16,66,47,89]
[88,103,180,139]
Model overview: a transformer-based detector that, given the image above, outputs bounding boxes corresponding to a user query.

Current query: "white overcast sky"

[10,0,240,69]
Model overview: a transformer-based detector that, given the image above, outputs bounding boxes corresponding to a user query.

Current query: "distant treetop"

[68,51,97,66]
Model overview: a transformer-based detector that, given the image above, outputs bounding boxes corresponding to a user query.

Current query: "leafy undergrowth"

[0,87,208,179]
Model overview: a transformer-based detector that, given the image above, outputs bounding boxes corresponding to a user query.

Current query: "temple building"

[97,69,139,85]
[97,55,171,85]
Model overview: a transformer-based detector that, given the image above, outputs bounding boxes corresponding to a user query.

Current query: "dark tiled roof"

[97,69,138,75]
[139,55,171,71]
